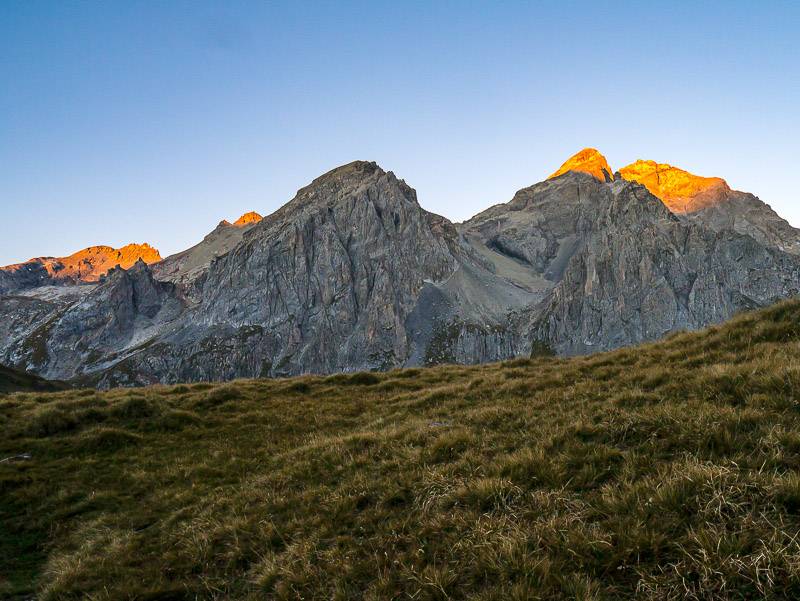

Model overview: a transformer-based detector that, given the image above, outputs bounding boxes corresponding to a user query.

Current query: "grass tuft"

[76,427,143,452]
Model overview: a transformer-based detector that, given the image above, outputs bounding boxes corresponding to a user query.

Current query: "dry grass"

[3,300,800,599]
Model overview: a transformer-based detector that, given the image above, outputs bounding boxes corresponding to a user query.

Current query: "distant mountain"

[2,152,799,386]
[232,211,263,226]
[0,243,161,294]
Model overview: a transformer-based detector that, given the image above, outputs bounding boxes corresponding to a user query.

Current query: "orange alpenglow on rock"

[618,160,730,214]
[233,211,263,226]
[0,243,163,284]
[111,243,162,266]
[549,148,615,183]
[44,243,162,282]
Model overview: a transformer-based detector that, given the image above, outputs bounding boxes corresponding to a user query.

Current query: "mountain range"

[2,149,798,386]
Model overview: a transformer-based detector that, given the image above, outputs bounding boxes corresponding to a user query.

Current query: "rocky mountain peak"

[128,257,150,271]
[618,159,729,214]
[233,211,263,226]
[271,160,418,222]
[297,161,386,199]
[314,160,382,183]
[549,148,614,183]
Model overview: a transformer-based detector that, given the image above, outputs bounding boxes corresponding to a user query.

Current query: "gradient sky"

[1,1,799,265]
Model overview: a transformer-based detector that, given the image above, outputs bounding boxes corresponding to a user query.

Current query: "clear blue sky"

[2,1,799,265]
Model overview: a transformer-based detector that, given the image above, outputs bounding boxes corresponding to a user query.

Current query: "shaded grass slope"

[0,364,68,394]
[3,300,800,599]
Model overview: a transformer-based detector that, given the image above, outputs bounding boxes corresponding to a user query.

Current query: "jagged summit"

[618,159,729,213]
[4,243,162,273]
[296,161,382,193]
[111,243,162,266]
[549,148,614,183]
[155,212,262,291]
[299,160,381,193]
[547,151,729,208]
[274,160,423,221]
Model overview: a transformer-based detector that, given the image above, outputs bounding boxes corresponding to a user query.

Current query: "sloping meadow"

[3,301,800,599]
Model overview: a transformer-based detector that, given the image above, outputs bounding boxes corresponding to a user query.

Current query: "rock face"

[0,243,161,294]
[3,152,800,386]
[98,162,464,384]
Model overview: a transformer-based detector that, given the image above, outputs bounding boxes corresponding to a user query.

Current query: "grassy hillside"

[3,301,800,599]
[0,364,67,394]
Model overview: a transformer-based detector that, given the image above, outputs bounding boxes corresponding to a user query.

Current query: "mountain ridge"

[153,211,264,295]
[0,243,161,295]
[547,148,800,256]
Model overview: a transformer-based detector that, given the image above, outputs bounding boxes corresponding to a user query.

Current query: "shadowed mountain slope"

[0,363,67,393]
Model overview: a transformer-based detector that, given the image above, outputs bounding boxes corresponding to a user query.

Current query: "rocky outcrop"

[617,160,729,213]
[3,152,800,386]
[0,243,161,294]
